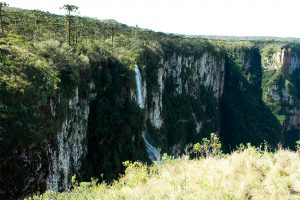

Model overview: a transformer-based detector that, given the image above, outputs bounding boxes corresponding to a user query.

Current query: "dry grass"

[31,147,300,200]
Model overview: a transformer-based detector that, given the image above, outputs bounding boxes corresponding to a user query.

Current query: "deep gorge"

[0,8,300,199]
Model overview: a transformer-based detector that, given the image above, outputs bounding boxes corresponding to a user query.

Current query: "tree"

[0,2,8,37]
[61,4,79,45]
[110,25,115,46]
[193,143,201,159]
[134,25,138,39]
[193,133,222,158]
[296,140,300,152]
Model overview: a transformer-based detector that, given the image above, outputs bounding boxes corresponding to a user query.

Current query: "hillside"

[30,145,300,200]
[1,5,300,199]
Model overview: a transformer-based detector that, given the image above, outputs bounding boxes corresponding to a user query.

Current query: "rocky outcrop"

[282,48,300,76]
[46,87,90,191]
[140,51,225,154]
[0,87,91,199]
[146,52,225,131]
[262,50,282,71]
[263,47,300,74]
[263,47,300,131]
[163,53,224,98]
[148,67,164,129]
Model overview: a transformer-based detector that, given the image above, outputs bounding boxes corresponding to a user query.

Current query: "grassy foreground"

[30,146,300,200]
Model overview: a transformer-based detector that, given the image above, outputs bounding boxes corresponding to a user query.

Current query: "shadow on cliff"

[82,55,148,182]
[220,55,282,152]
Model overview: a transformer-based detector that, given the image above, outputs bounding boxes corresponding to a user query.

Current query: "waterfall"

[134,65,144,109]
[142,131,161,162]
[134,65,161,162]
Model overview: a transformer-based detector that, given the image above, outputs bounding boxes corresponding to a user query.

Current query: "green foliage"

[296,140,300,151]
[35,40,87,96]
[61,4,79,45]
[193,143,201,158]
[193,133,222,158]
[0,43,64,198]
[0,2,9,37]
[0,44,59,146]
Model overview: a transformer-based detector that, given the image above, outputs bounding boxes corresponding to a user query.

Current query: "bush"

[296,140,300,151]
[193,133,222,158]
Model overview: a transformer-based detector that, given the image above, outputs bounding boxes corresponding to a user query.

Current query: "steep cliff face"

[3,31,300,199]
[0,89,91,199]
[220,45,282,150]
[141,50,225,153]
[4,7,300,199]
[262,46,300,146]
[82,54,147,181]
[46,87,90,191]
[0,41,94,198]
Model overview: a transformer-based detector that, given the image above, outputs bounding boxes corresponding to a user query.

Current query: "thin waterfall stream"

[134,65,161,162]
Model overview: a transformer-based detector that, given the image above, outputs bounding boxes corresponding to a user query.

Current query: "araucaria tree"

[110,25,115,46]
[0,2,8,37]
[61,4,79,45]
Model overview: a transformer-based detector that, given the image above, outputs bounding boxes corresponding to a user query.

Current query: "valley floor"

[30,147,300,200]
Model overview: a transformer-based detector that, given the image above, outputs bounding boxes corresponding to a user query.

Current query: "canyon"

[0,8,300,199]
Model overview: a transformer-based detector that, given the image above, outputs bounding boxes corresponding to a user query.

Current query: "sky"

[5,0,300,38]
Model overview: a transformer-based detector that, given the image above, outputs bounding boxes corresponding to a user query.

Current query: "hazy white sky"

[5,0,300,37]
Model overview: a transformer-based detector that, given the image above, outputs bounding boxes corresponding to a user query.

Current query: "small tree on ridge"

[0,2,8,37]
[61,4,79,45]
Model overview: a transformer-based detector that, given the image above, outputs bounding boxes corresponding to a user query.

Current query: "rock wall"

[263,47,300,131]
[4,39,300,199]
[143,51,225,152]
[46,87,90,191]
[220,45,282,150]
[147,52,225,130]
[0,87,91,199]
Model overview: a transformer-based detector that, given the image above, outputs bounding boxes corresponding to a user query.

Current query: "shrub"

[193,133,222,158]
[296,140,300,151]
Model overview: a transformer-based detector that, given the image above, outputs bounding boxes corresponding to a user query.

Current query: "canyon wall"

[262,45,300,145]
[1,39,300,199]
[141,51,225,154]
